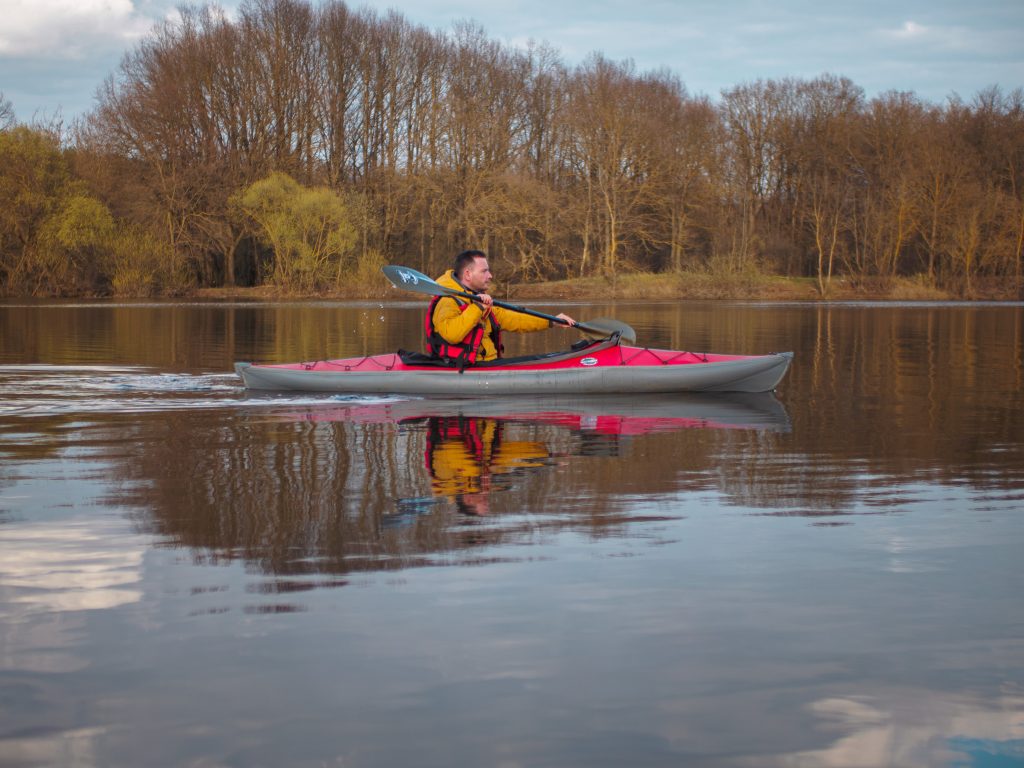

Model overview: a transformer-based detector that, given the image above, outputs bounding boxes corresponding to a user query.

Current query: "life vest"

[424,294,503,369]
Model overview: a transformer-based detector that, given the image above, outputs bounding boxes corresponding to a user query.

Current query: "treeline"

[1,0,1023,297]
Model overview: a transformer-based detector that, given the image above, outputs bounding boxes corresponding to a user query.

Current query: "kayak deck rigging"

[290,337,720,374]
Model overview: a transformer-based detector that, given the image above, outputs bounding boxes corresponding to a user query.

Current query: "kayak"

[235,337,793,394]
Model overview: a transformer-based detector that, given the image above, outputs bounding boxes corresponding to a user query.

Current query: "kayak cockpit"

[397,335,621,369]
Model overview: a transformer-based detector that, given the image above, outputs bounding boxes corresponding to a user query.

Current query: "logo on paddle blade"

[581,357,598,366]
[397,269,418,285]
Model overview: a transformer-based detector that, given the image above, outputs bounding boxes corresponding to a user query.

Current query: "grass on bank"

[197,268,1016,302]
[509,271,969,301]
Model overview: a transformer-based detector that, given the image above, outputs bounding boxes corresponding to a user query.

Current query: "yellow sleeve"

[491,305,551,333]
[432,296,486,343]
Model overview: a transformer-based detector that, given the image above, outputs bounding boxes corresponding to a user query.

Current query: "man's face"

[461,257,492,293]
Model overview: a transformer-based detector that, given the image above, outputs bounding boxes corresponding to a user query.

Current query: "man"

[426,250,576,367]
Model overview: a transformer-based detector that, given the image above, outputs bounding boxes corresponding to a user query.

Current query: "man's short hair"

[454,250,487,279]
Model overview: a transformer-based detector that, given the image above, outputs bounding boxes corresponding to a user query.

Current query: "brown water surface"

[1,299,1022,767]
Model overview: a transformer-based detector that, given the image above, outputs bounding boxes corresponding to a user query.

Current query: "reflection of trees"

[124,414,428,576]
[0,415,69,463]
[111,409,779,579]
[541,303,1024,518]
[0,303,414,370]
[6,301,1022,572]
[792,305,1024,479]
[706,304,1024,517]
[90,298,1024,581]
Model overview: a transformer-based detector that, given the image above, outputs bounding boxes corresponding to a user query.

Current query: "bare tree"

[0,92,14,130]
[719,79,795,272]
[846,91,924,282]
[565,56,673,277]
[796,76,863,294]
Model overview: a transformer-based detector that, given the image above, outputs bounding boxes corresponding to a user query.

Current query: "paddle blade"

[580,318,637,344]
[381,265,455,298]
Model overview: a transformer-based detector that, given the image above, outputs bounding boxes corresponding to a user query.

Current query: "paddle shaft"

[381,264,635,342]
[443,286,571,327]
[385,266,605,336]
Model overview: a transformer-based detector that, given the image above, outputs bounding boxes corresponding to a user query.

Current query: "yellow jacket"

[431,270,551,361]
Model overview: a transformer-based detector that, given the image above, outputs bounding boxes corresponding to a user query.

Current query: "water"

[1,300,1022,768]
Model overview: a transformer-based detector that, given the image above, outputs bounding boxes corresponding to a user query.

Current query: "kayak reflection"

[284,392,792,519]
[279,391,792,435]
[119,392,791,587]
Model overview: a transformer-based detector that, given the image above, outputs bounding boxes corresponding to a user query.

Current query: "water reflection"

[111,393,790,586]
[0,517,143,675]
[748,691,1024,767]
[391,394,791,517]
[422,415,549,517]
[3,302,1023,768]
[0,520,142,615]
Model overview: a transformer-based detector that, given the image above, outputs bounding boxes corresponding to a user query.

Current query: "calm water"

[1,299,1022,768]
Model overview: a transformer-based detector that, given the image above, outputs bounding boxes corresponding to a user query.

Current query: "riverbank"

[195,272,1021,302]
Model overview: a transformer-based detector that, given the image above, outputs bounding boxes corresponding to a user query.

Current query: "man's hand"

[476,293,494,318]
[554,312,576,327]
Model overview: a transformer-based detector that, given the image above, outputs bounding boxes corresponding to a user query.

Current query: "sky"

[1,0,1022,124]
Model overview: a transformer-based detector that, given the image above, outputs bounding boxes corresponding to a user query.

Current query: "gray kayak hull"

[235,351,793,394]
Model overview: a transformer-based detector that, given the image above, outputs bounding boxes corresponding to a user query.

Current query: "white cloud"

[0,0,157,59]
[889,20,929,39]
[878,18,1013,56]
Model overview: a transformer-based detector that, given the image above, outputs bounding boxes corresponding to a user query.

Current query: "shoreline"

[193,273,1022,303]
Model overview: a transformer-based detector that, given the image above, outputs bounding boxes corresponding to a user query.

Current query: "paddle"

[381,265,637,343]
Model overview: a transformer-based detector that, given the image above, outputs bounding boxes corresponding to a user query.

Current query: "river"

[1,299,1022,767]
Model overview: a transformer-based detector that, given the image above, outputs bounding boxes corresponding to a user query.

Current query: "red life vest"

[424,295,503,369]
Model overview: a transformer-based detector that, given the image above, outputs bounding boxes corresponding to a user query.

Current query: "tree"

[237,171,358,290]
[910,106,970,284]
[651,91,719,273]
[566,56,673,277]
[0,92,14,130]
[35,194,115,292]
[0,126,71,293]
[796,76,864,294]
[846,91,924,282]
[962,87,1024,290]
[719,79,800,272]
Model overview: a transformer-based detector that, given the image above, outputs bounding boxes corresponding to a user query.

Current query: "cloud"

[889,20,929,40]
[877,18,1018,58]
[0,0,157,59]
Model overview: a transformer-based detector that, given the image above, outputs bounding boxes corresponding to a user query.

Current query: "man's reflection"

[423,415,549,516]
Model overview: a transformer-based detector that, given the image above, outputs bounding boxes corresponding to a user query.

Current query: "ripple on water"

[0,364,401,417]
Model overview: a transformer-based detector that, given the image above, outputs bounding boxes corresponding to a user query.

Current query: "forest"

[1,0,1022,298]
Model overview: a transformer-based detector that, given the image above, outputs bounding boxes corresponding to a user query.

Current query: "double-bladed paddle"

[381,265,637,343]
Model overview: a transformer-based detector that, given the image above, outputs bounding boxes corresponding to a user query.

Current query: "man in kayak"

[428,250,576,367]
